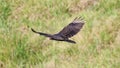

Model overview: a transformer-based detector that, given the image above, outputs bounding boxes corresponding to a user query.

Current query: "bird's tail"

[31,28,52,37]
[65,39,76,44]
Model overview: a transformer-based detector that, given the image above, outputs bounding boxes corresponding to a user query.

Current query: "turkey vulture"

[31,17,84,44]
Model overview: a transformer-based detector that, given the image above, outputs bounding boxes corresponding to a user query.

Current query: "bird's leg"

[65,39,76,44]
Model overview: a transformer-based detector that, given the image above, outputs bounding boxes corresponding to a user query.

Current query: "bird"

[31,17,85,44]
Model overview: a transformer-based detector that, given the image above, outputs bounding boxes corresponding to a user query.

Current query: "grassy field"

[0,0,120,68]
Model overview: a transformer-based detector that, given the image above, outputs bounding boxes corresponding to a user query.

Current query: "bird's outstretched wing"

[57,17,84,38]
[31,28,52,37]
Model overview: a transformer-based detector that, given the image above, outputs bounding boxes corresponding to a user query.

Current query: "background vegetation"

[0,0,120,68]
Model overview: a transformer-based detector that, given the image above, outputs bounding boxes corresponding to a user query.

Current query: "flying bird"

[31,17,84,44]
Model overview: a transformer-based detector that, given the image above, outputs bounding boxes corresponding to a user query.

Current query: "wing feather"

[57,17,84,38]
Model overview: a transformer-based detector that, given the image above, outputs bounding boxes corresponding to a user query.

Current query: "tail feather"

[31,28,52,37]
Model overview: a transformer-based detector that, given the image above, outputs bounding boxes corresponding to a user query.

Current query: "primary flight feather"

[31,17,84,44]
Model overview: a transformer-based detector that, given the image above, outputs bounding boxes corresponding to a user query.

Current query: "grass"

[0,0,120,68]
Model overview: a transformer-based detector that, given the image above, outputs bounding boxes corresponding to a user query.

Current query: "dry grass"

[0,0,120,68]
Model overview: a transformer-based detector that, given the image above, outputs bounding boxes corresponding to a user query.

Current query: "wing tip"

[73,16,85,24]
[74,16,83,20]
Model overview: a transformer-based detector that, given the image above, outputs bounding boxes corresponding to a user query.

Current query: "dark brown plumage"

[31,17,84,44]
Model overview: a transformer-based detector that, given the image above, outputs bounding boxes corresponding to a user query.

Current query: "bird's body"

[50,34,65,41]
[31,17,84,44]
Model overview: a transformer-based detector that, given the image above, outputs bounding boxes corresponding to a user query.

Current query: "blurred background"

[0,0,120,68]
